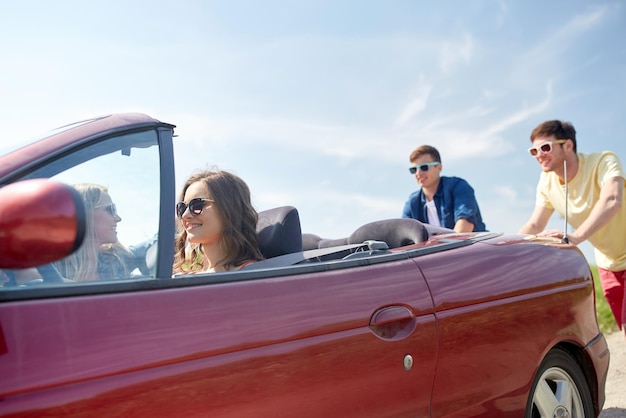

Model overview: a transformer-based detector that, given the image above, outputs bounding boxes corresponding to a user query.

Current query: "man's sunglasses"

[176,198,214,218]
[528,139,567,157]
[96,203,118,217]
[409,162,440,174]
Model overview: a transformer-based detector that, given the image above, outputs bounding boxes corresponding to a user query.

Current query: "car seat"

[302,233,322,251]
[348,218,428,249]
[257,206,303,258]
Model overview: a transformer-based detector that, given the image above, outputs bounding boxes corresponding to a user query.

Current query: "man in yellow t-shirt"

[519,120,626,335]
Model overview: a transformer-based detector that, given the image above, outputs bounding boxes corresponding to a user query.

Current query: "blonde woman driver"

[55,183,153,281]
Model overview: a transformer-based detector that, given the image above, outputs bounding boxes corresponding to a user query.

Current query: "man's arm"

[451,179,482,232]
[519,206,554,234]
[566,176,624,245]
[402,193,418,219]
[454,218,474,233]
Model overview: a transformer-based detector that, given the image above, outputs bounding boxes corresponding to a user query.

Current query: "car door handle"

[369,305,416,340]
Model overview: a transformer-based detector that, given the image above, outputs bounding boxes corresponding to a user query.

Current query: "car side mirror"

[0,179,86,269]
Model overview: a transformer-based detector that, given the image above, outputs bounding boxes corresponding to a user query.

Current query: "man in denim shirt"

[402,145,486,232]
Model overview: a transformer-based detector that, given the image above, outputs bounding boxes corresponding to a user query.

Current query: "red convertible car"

[0,113,610,417]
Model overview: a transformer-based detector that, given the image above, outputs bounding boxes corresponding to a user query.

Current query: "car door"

[0,115,437,417]
[1,259,436,417]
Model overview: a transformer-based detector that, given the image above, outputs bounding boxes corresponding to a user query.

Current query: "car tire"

[525,347,595,418]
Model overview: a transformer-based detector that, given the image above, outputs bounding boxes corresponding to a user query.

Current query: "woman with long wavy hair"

[173,169,263,274]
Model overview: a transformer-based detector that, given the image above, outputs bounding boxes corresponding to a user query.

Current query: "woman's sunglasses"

[409,161,440,174]
[95,203,118,217]
[528,139,567,157]
[176,198,214,218]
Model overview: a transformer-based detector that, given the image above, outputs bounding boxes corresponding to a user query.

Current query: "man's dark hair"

[530,120,577,153]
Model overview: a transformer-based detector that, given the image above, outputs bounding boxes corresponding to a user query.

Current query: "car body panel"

[416,238,602,415]
[0,260,436,417]
[0,113,609,416]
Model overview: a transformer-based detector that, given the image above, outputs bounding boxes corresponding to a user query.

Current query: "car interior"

[248,206,439,270]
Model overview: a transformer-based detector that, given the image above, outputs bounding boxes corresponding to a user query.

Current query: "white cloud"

[511,6,609,85]
[494,0,510,29]
[438,33,474,73]
[527,6,607,57]
[493,185,517,200]
[395,75,431,126]
[482,81,552,137]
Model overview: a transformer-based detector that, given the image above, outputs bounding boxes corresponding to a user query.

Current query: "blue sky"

[2,0,625,264]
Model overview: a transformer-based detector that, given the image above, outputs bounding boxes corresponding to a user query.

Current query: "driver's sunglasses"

[95,203,118,217]
[176,198,214,218]
[409,161,440,174]
[528,139,567,157]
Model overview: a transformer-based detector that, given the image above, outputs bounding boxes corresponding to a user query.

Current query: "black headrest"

[302,233,322,250]
[348,218,428,248]
[257,206,303,258]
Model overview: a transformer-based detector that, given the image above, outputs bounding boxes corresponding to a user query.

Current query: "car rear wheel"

[525,347,595,418]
